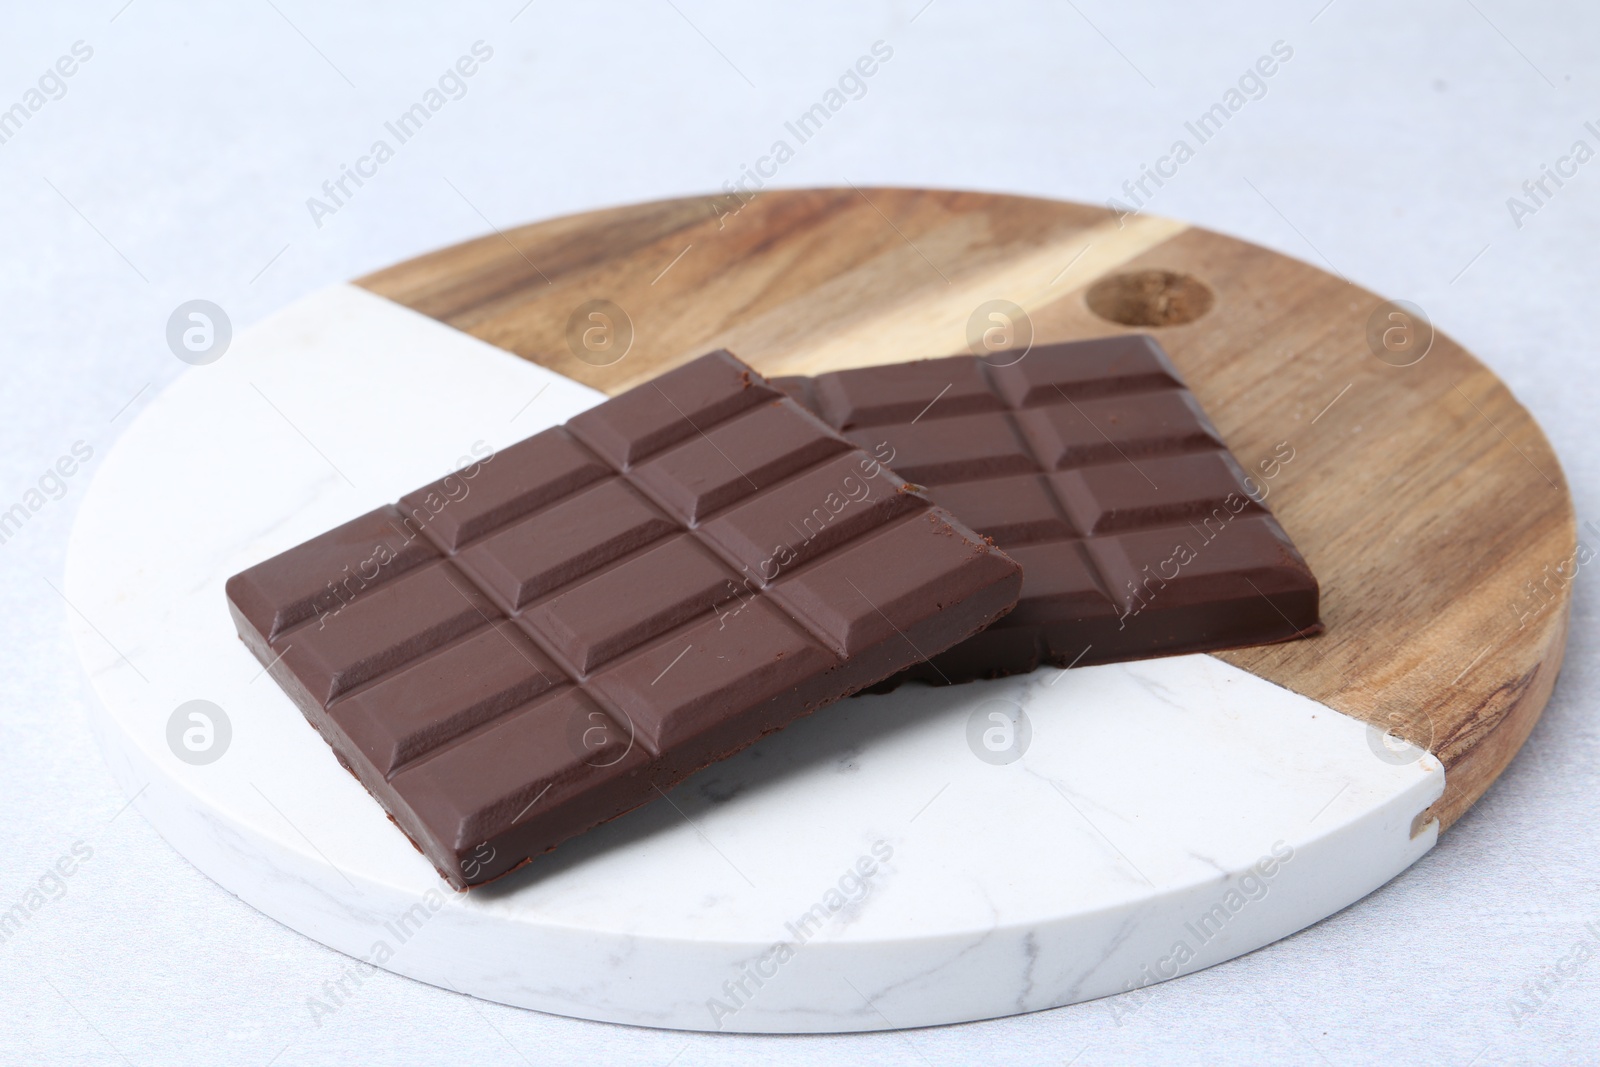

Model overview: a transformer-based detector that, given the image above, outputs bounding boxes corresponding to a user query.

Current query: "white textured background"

[2,2,1596,1064]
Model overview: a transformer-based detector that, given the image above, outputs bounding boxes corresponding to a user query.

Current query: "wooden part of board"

[357,188,1576,832]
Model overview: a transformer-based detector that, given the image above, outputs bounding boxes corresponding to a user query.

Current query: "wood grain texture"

[357,187,1576,832]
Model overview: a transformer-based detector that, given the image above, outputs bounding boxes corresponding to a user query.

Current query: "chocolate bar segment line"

[227,349,1022,888]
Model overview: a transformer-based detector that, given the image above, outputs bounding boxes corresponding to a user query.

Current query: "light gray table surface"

[1,2,1595,1064]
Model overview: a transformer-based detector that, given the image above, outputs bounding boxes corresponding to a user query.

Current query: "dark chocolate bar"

[227,351,1021,888]
[772,335,1320,685]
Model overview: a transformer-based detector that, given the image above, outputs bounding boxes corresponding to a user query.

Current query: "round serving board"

[67,189,1574,1033]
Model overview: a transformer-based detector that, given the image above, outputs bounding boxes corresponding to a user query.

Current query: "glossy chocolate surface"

[773,335,1321,686]
[227,351,1021,887]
